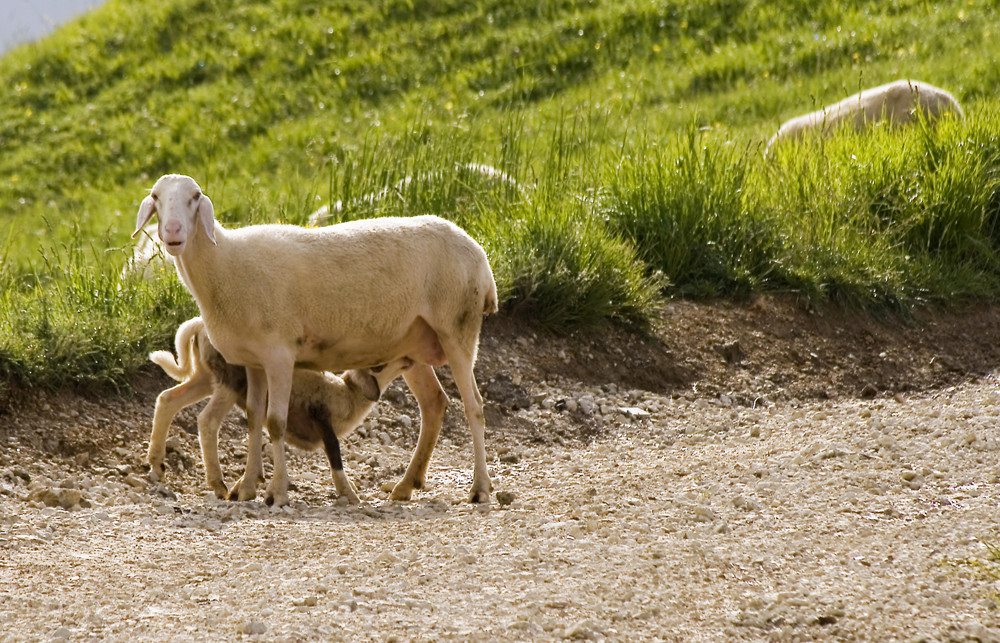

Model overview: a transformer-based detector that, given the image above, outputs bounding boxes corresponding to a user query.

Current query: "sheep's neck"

[173,224,226,316]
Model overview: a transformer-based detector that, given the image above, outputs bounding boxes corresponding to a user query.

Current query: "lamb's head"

[343,357,415,402]
[133,174,215,256]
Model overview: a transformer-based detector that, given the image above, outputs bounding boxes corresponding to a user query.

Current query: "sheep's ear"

[197,194,216,245]
[132,195,156,238]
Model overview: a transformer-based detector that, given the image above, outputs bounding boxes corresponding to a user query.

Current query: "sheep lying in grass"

[148,316,413,504]
[134,174,498,506]
[766,79,963,153]
[123,223,174,279]
[307,162,527,227]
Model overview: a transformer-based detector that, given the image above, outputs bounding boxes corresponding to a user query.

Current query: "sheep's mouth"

[164,241,185,255]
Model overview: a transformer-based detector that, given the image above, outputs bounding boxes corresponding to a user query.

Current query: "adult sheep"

[766,79,963,154]
[133,174,498,506]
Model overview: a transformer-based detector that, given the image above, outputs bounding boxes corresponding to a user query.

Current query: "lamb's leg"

[389,364,448,501]
[440,339,492,503]
[147,376,213,482]
[229,367,267,502]
[197,387,239,498]
[263,361,294,507]
[317,410,361,505]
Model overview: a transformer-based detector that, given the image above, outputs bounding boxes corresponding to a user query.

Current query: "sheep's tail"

[482,270,499,316]
[150,317,204,382]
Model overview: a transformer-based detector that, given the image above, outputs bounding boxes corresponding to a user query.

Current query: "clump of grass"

[604,126,779,298]
[0,232,196,396]
[474,203,666,333]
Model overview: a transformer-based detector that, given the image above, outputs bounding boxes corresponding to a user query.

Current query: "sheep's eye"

[151,193,158,201]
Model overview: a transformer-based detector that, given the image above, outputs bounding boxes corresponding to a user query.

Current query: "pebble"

[238,621,267,635]
[619,407,650,420]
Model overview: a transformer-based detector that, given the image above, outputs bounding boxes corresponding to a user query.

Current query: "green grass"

[2,0,1000,392]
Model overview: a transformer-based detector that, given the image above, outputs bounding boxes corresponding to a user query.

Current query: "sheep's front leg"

[263,362,294,507]
[197,387,239,498]
[229,367,267,502]
[390,364,448,501]
[147,376,213,482]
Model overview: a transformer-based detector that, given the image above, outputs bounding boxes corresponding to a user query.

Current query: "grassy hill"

[1,0,999,392]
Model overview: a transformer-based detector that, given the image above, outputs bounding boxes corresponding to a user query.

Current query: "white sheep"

[766,79,963,153]
[147,317,412,505]
[133,174,498,506]
[307,162,528,226]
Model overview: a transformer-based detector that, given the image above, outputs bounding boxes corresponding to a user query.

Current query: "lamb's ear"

[133,195,156,238]
[197,194,216,245]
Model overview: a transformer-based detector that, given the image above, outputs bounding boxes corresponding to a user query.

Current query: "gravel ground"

[3,300,1000,642]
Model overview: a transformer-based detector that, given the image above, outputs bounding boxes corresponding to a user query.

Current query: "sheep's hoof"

[468,479,493,504]
[388,481,415,502]
[147,463,165,482]
[468,488,492,504]
[209,481,228,499]
[264,490,289,507]
[228,480,257,502]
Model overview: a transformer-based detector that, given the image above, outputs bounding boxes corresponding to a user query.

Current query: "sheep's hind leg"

[441,338,492,503]
[389,364,449,501]
[228,367,267,502]
[147,376,213,482]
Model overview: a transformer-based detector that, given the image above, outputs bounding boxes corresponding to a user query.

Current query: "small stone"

[238,621,267,635]
[564,619,602,640]
[496,491,516,506]
[619,407,650,420]
[376,551,401,565]
[693,506,717,523]
[124,474,145,489]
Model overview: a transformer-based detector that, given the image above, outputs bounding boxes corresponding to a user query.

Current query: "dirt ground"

[3,296,1000,641]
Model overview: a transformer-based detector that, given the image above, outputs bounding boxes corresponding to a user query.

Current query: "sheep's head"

[133,174,215,256]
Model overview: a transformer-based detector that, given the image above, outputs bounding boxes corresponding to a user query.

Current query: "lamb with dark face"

[147,316,412,505]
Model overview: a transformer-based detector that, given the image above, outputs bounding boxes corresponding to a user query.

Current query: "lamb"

[133,173,498,506]
[147,317,412,504]
[766,79,963,153]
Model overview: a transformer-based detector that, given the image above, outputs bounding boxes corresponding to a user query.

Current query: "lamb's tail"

[149,317,204,382]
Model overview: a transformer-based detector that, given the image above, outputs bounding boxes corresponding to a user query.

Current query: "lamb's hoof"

[210,482,229,499]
